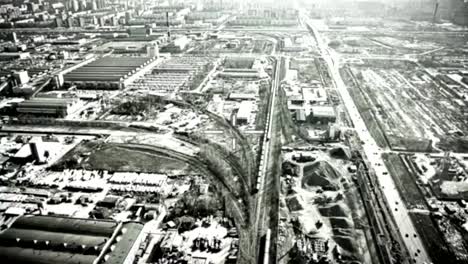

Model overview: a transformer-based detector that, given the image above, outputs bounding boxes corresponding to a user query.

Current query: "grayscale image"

[0,0,466,263]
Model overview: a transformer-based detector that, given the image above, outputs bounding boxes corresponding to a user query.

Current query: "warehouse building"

[15,97,80,118]
[236,100,255,125]
[309,106,336,124]
[63,56,158,90]
[0,215,144,264]
[16,98,80,118]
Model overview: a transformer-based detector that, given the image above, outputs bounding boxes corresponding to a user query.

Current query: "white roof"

[237,100,254,120]
[311,106,335,118]
[5,207,26,216]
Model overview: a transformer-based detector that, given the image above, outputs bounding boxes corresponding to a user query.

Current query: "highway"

[302,14,432,264]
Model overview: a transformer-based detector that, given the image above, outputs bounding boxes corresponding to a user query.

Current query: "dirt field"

[342,60,468,152]
[52,141,188,173]
[382,153,427,209]
[410,213,460,264]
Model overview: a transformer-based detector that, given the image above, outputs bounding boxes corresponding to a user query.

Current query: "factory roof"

[17,98,76,108]
[311,105,336,118]
[228,93,257,101]
[64,56,154,83]
[9,215,118,236]
[0,246,97,264]
[237,100,254,120]
[0,215,144,264]
[105,222,144,264]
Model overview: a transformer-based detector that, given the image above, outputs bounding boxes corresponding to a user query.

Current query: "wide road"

[302,14,432,264]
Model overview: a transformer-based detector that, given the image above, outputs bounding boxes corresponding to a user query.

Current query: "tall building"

[125,11,132,24]
[12,71,29,85]
[79,0,86,11]
[147,43,159,58]
[72,0,79,12]
[9,32,17,43]
[450,0,468,25]
[99,16,105,27]
[78,16,86,27]
[55,17,63,27]
[67,16,74,28]
[111,15,119,26]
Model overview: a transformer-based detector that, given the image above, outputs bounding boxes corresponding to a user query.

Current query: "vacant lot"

[382,153,426,209]
[410,213,460,264]
[52,141,187,173]
[342,61,467,152]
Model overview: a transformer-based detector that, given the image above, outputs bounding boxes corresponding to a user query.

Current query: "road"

[302,14,432,264]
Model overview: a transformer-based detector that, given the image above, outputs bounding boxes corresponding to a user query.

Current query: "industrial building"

[0,52,30,61]
[310,105,336,124]
[0,215,144,264]
[63,56,158,90]
[16,97,80,118]
[236,100,255,125]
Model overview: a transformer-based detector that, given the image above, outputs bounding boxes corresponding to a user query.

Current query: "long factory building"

[63,56,158,90]
[0,215,144,264]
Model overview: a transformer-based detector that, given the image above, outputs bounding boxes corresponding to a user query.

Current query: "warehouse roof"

[64,56,154,83]
[237,100,254,120]
[105,222,144,264]
[0,246,97,264]
[17,98,76,107]
[0,215,144,264]
[10,215,118,236]
[311,105,336,118]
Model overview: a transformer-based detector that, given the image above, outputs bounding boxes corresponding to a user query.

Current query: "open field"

[382,153,426,209]
[52,141,188,173]
[342,60,468,152]
[381,153,467,263]
[188,38,274,55]
[410,213,460,264]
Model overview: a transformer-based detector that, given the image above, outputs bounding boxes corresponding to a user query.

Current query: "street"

[302,14,432,264]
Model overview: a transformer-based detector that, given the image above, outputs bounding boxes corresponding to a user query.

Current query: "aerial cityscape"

[0,0,466,263]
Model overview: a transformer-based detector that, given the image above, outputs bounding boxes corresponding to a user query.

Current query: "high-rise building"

[99,16,105,27]
[12,71,29,85]
[10,32,17,43]
[67,16,74,28]
[64,0,71,11]
[125,11,132,24]
[55,17,63,27]
[146,43,159,58]
[78,17,86,27]
[450,0,468,25]
[79,0,86,11]
[111,15,119,26]
[72,0,79,12]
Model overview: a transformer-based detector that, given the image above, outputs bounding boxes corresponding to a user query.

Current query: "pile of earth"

[438,136,468,153]
[333,235,360,257]
[328,217,353,229]
[329,146,352,160]
[285,195,304,212]
[332,227,361,261]
[302,161,340,190]
[324,209,361,260]
[318,204,349,218]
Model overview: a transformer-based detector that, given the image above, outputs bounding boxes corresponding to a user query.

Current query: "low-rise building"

[16,98,80,118]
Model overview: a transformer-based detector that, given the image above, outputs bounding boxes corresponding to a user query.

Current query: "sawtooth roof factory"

[62,56,159,90]
[0,215,144,264]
